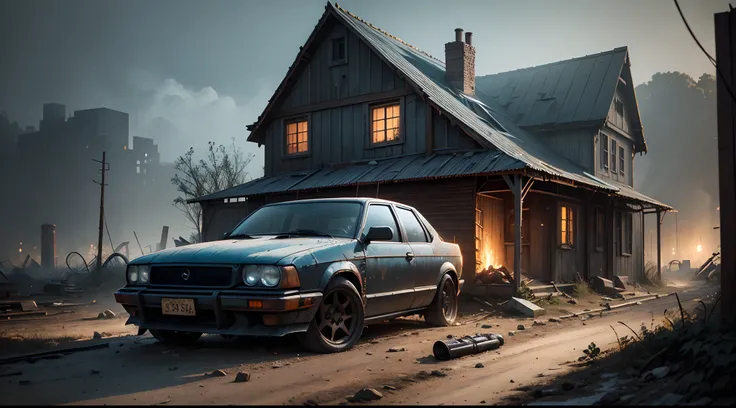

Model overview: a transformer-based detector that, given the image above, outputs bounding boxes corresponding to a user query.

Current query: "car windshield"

[229,201,363,239]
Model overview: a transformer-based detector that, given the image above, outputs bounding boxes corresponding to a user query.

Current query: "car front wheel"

[425,274,458,327]
[149,329,202,345]
[300,276,365,353]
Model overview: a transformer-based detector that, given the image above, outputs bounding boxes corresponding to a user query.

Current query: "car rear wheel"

[300,276,364,353]
[150,329,202,345]
[425,274,458,327]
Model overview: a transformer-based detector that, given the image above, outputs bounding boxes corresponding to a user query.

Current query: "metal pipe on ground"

[433,333,504,361]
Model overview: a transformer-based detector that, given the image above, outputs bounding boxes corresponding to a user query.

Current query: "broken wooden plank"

[0,371,22,378]
[0,310,47,319]
[0,342,110,365]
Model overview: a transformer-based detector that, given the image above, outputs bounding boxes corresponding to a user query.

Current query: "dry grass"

[0,332,85,358]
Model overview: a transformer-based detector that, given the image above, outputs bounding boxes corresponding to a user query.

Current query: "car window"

[231,202,361,238]
[362,204,400,242]
[396,208,428,243]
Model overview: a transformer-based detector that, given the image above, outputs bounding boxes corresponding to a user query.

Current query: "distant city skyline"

[0,0,728,168]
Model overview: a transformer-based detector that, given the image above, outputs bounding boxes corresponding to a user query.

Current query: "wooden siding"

[432,109,483,152]
[539,128,595,173]
[607,88,635,137]
[612,207,645,282]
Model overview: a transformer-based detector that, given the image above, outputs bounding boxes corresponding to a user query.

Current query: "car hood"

[130,237,352,265]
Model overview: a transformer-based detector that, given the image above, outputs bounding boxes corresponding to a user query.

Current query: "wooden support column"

[656,209,662,282]
[503,174,523,293]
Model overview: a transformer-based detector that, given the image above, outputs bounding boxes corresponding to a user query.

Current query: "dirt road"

[0,282,715,406]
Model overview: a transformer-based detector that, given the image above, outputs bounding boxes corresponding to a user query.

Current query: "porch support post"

[656,209,663,282]
[503,174,523,293]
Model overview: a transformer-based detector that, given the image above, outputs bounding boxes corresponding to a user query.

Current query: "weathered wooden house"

[192,2,671,295]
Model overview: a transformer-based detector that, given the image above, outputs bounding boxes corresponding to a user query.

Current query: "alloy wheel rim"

[316,290,357,345]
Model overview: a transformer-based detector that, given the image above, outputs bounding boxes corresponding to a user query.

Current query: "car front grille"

[150,266,233,287]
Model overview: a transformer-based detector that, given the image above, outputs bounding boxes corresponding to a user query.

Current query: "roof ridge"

[332,3,445,65]
[476,46,628,79]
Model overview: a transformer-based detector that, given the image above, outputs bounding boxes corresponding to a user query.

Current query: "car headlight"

[138,265,150,283]
[260,266,281,287]
[243,265,260,286]
[127,265,139,283]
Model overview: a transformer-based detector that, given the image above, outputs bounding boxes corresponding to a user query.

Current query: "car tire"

[300,276,365,353]
[425,274,458,327]
[150,329,202,345]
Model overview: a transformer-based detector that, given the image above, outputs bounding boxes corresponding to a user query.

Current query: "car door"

[361,203,415,317]
[394,206,441,308]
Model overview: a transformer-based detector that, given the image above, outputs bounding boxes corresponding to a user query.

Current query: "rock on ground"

[206,369,227,377]
[234,372,251,383]
[387,347,406,352]
[349,388,383,402]
[517,324,526,330]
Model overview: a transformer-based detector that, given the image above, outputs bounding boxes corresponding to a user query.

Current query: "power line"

[674,0,736,104]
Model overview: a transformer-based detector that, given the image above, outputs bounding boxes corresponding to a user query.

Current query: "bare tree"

[172,139,253,242]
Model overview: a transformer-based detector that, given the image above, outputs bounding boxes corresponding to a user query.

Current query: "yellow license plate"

[161,298,196,316]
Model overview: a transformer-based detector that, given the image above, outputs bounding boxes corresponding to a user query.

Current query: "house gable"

[254,5,483,176]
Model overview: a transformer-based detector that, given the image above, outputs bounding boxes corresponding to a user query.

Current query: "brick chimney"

[445,28,475,96]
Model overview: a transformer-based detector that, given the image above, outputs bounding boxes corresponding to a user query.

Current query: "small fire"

[479,247,502,272]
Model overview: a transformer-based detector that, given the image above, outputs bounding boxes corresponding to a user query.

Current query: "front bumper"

[114,287,322,337]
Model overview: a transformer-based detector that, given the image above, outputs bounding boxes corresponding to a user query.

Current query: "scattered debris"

[383,385,396,390]
[533,320,546,326]
[234,372,251,383]
[481,324,493,329]
[387,347,406,352]
[508,331,516,336]
[549,317,561,323]
[0,341,110,365]
[303,400,319,406]
[93,331,102,339]
[433,333,504,361]
[507,296,545,318]
[517,324,526,331]
[430,370,447,377]
[205,369,227,377]
[475,363,485,368]
[348,388,383,402]
[366,352,372,356]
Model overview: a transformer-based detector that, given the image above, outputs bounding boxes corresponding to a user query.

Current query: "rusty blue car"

[114,198,464,353]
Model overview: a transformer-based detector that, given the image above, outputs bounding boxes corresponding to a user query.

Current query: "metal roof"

[204,2,668,210]
[192,150,525,202]
[474,48,628,128]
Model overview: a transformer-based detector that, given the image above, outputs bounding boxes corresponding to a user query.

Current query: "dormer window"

[331,37,347,65]
[371,102,401,145]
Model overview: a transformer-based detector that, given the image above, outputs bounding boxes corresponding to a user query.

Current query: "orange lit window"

[371,103,400,144]
[286,119,308,155]
[561,206,574,246]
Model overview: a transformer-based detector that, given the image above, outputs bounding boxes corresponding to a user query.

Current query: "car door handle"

[405,252,415,261]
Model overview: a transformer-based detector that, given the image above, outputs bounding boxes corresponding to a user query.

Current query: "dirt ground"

[0,281,712,405]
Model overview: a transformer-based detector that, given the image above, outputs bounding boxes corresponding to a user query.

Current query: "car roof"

[265,197,415,208]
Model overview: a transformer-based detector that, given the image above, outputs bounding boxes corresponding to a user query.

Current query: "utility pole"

[93,151,109,273]
[715,9,736,320]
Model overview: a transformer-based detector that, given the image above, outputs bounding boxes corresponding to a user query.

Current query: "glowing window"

[285,119,309,155]
[561,206,574,246]
[371,103,400,145]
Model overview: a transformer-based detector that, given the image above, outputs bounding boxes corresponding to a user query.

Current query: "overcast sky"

[0,0,729,174]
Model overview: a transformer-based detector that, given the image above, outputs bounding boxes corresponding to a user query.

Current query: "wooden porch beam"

[503,174,523,293]
[656,209,663,282]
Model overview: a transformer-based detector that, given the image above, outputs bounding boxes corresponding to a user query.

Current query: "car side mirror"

[364,226,393,244]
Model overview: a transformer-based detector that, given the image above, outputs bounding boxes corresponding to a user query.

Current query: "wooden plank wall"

[541,127,595,174]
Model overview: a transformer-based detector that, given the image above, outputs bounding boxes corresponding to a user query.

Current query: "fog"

[635,72,720,267]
